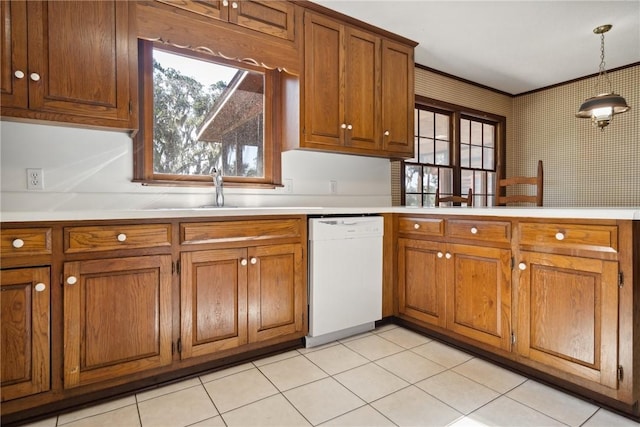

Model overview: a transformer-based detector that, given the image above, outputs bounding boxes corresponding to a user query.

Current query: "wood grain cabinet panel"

[0,267,50,401]
[156,1,296,41]
[301,11,414,158]
[398,217,444,237]
[64,224,172,253]
[0,0,135,129]
[516,251,619,389]
[248,243,304,342]
[397,238,446,328]
[447,244,512,351]
[63,255,172,389]
[519,222,618,254]
[180,248,249,358]
[0,227,51,257]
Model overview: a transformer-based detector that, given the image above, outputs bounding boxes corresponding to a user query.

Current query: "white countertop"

[1,206,639,222]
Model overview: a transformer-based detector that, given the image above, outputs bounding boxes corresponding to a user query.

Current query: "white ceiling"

[312,0,640,95]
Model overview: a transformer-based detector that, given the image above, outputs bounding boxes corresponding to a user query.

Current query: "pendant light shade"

[576,24,630,130]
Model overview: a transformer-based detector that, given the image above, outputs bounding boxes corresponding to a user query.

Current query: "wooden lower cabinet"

[447,243,512,351]
[1,267,50,401]
[516,251,619,389]
[398,238,512,352]
[180,243,304,359]
[63,255,173,389]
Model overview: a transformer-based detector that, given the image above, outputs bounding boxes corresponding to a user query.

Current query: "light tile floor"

[22,325,640,427]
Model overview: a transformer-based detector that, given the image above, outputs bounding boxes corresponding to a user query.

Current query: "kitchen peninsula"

[1,207,638,424]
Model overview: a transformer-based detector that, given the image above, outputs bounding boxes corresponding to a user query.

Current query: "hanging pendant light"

[576,24,630,130]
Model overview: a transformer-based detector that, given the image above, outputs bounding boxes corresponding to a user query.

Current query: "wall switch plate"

[283,178,293,193]
[330,180,338,194]
[27,168,44,190]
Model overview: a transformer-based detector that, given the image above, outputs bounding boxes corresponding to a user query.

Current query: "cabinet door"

[1,267,50,401]
[248,243,304,342]
[180,249,248,358]
[63,255,172,389]
[446,244,512,351]
[230,1,296,41]
[25,1,133,125]
[155,0,227,21]
[344,26,380,150]
[517,251,619,389]
[303,12,344,148]
[397,238,446,328]
[0,0,28,109]
[381,39,414,156]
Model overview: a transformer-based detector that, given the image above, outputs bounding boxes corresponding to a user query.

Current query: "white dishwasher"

[306,216,384,347]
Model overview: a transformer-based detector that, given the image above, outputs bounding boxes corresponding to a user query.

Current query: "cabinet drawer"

[64,224,172,253]
[519,222,618,253]
[181,219,302,244]
[446,219,511,243]
[1,228,52,257]
[398,217,444,237]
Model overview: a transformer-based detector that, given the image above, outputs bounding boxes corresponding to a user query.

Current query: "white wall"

[0,122,392,212]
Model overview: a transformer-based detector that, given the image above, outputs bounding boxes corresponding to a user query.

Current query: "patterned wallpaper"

[392,65,639,207]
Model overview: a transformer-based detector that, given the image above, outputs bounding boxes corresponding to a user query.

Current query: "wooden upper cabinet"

[0,0,136,129]
[301,11,414,158]
[516,251,619,390]
[1,267,50,402]
[63,255,172,389]
[381,39,414,156]
[156,1,296,41]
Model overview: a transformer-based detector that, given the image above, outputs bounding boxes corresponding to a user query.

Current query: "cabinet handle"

[14,70,25,79]
[240,259,248,266]
[384,130,390,136]
[413,223,420,229]
[250,257,257,265]
[231,1,238,8]
[12,238,25,248]
[470,227,478,234]
[347,124,353,130]
[222,0,229,6]
[518,262,527,271]
[437,252,443,258]
[445,252,452,259]
[29,72,41,82]
[341,123,347,129]
[66,276,78,285]
[555,232,565,241]
[117,233,127,242]
[35,282,46,292]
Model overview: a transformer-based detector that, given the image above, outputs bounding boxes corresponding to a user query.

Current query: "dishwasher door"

[307,216,383,347]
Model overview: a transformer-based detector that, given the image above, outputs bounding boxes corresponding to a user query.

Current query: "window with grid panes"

[402,97,505,207]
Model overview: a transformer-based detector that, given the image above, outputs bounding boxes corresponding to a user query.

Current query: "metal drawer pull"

[413,223,420,229]
[12,238,25,248]
[518,262,527,271]
[470,227,478,234]
[437,252,443,258]
[14,70,25,79]
[35,283,46,292]
[117,233,127,242]
[445,252,452,259]
[67,276,78,285]
[555,232,565,241]
[250,257,257,265]
[30,72,41,82]
[240,259,248,266]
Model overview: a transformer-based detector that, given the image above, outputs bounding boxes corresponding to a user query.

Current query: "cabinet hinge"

[172,261,181,275]
[511,332,516,345]
[177,338,182,354]
[176,260,181,274]
[618,365,624,381]
[511,257,515,269]
[129,100,133,114]
[171,341,175,355]
[619,272,624,288]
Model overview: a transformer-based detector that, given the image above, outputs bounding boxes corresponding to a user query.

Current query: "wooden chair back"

[496,160,543,206]
[436,188,473,206]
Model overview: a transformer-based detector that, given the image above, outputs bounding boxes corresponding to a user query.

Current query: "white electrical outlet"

[284,178,293,193]
[330,180,338,194]
[27,168,44,190]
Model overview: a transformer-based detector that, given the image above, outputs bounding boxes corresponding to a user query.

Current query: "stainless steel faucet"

[213,168,224,207]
